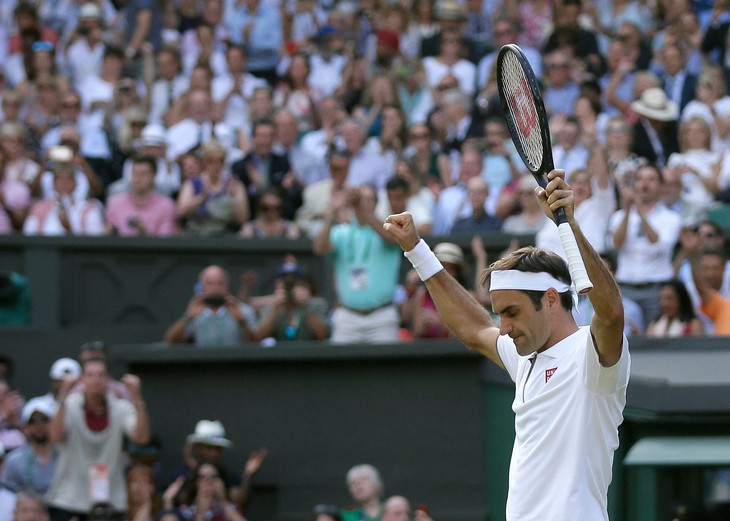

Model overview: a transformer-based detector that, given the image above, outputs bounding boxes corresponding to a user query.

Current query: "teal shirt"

[340,508,380,521]
[330,220,400,310]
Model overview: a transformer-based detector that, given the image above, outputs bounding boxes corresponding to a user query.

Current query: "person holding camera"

[164,265,258,347]
[253,265,329,342]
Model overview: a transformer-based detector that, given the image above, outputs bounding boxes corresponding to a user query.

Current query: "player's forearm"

[571,221,623,320]
[425,272,496,350]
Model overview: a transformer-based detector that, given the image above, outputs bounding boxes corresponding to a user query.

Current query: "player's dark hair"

[481,246,573,311]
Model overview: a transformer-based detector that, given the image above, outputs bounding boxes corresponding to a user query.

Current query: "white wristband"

[404,239,444,281]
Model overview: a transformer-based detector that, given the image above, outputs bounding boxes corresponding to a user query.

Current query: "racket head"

[496,44,554,187]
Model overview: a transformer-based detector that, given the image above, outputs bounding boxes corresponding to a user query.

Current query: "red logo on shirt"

[545,367,557,383]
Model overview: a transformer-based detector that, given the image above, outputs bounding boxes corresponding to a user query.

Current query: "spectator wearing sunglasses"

[0,397,57,496]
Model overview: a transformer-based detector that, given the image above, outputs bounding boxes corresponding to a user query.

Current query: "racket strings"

[502,52,543,171]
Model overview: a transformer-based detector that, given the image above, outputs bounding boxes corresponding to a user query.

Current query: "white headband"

[489,270,571,293]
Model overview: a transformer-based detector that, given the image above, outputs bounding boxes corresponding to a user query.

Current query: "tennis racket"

[496,44,592,294]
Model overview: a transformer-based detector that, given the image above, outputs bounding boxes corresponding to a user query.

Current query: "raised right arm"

[383,212,503,368]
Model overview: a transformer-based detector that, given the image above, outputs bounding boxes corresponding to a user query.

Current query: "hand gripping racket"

[496,44,593,294]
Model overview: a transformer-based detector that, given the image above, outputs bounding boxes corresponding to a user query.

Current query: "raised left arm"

[539,170,625,367]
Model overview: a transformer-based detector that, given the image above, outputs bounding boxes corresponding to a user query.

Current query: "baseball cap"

[21,396,57,424]
[49,357,81,380]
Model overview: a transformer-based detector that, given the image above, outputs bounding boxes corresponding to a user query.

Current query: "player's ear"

[544,288,560,310]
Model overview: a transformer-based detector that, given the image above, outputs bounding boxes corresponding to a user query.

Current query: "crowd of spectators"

[0,346,432,521]
[3,0,730,516]
[0,0,729,338]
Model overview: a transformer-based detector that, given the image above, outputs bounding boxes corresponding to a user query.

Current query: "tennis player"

[383,169,630,521]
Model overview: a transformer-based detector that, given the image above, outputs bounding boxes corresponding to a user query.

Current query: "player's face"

[491,290,552,356]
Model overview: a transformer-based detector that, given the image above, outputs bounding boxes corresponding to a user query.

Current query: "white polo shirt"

[496,326,630,521]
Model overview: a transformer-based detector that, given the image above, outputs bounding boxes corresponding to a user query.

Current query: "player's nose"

[499,320,512,336]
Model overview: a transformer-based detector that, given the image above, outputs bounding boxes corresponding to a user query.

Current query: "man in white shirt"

[148,47,189,126]
[432,147,484,235]
[385,168,629,521]
[537,165,615,258]
[166,89,216,161]
[63,2,105,89]
[609,164,681,327]
[211,45,267,132]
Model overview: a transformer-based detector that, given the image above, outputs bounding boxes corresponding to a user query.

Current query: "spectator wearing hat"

[0,442,16,521]
[420,0,481,65]
[253,264,329,342]
[63,3,105,90]
[0,397,57,496]
[370,29,401,75]
[28,357,81,417]
[164,265,258,347]
[630,87,680,168]
[105,155,178,237]
[47,357,150,521]
[110,123,181,198]
[168,420,267,511]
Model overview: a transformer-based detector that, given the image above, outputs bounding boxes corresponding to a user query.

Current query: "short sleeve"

[496,335,519,383]
[584,332,631,395]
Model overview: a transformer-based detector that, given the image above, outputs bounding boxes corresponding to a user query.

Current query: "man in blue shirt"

[226,0,283,84]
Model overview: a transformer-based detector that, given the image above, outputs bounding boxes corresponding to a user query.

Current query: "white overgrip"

[557,222,593,294]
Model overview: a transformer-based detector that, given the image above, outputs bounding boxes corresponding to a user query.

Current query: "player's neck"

[539,315,579,353]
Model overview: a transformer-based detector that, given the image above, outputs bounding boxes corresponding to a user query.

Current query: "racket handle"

[557,222,593,294]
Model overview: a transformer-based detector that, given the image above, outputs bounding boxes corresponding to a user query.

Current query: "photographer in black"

[164,265,258,346]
